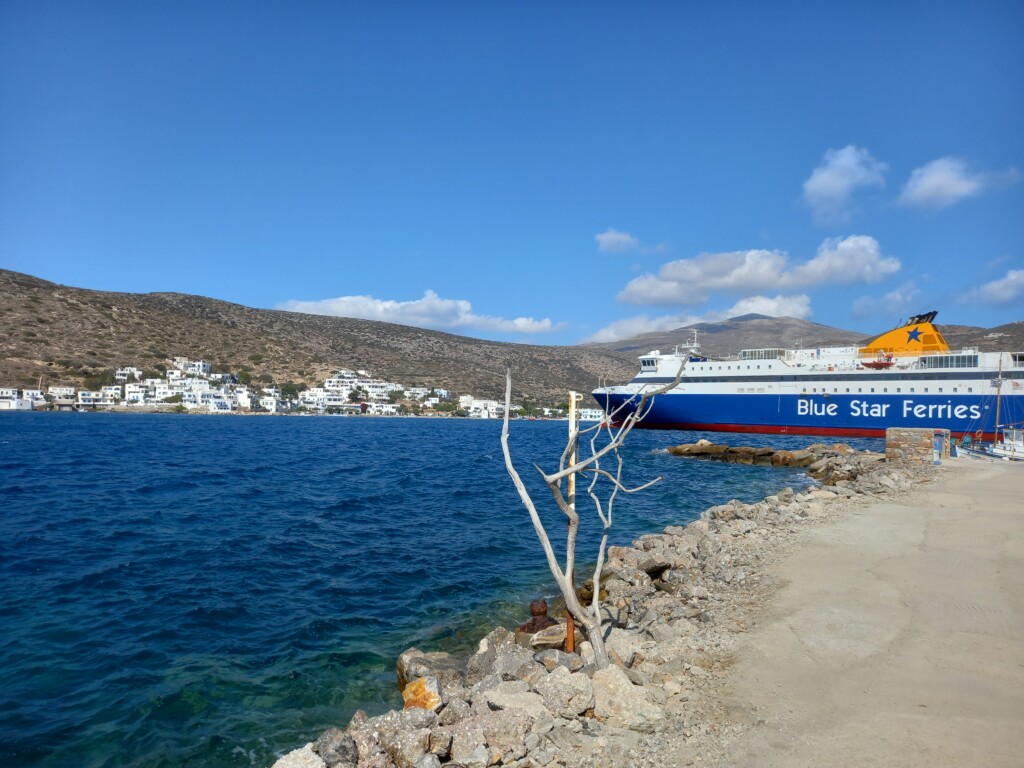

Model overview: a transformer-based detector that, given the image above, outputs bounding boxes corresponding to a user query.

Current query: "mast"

[993,357,1003,446]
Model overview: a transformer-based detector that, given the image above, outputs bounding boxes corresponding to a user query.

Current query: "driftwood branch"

[500,362,684,668]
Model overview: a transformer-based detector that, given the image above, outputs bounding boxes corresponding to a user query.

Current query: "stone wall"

[885,427,950,464]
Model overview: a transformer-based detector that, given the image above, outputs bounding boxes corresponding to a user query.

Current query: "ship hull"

[595,389,1024,440]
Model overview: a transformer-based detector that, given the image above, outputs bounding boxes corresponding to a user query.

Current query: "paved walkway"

[719,459,1024,768]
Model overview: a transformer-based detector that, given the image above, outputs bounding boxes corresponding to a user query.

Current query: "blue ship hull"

[595,390,1024,439]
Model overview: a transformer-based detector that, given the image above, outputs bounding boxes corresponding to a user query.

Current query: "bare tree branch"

[500,361,685,668]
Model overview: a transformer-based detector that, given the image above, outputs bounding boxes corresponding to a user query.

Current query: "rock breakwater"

[272,444,936,768]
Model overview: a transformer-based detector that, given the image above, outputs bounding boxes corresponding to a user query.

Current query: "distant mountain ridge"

[590,312,1024,362]
[594,314,867,359]
[2,270,1021,401]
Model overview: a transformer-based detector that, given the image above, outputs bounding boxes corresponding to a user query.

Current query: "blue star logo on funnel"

[907,327,922,343]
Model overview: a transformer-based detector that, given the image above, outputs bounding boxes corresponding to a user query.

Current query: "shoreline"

[270,444,1015,768]
[2,407,572,421]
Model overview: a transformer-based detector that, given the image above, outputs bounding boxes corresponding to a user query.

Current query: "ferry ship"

[592,312,1024,440]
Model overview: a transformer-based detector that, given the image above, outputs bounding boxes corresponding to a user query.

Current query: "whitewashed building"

[259,395,286,413]
[323,392,349,410]
[22,389,45,404]
[115,366,143,382]
[206,397,234,413]
[172,358,212,377]
[299,387,327,410]
[365,402,399,416]
[235,388,257,410]
[465,399,504,419]
[0,388,32,411]
[101,385,123,401]
[125,383,149,404]
[77,390,116,407]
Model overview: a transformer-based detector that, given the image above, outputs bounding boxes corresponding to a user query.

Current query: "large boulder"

[312,728,358,768]
[378,727,430,768]
[445,711,532,765]
[527,621,567,650]
[344,712,393,768]
[532,665,594,718]
[362,709,438,768]
[603,628,647,668]
[401,676,443,712]
[592,665,665,733]
[479,680,551,720]
[533,649,584,673]
[272,744,327,768]
[465,627,537,685]
[396,648,465,691]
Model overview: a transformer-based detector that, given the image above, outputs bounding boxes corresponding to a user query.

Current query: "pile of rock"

[272,446,936,768]
[667,439,876,473]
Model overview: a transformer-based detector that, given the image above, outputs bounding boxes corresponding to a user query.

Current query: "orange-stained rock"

[401,675,443,712]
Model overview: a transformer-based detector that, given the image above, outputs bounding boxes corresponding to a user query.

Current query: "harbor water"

[0,413,882,767]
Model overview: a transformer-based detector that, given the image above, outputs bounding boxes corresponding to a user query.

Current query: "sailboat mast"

[994,357,1003,446]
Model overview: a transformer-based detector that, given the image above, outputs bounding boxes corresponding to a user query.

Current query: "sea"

[0,413,883,767]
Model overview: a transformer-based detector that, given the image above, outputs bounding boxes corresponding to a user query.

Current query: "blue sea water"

[0,413,882,767]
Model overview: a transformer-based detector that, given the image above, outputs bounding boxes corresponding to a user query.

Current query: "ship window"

[846,388,850,393]
[953,388,957,393]
[883,388,887,392]
[968,388,973,392]
[924,388,929,392]
[910,388,915,392]
[870,388,875,393]
[922,354,978,369]
[938,388,942,393]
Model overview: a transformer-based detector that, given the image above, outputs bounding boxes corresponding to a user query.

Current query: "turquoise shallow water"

[0,413,882,767]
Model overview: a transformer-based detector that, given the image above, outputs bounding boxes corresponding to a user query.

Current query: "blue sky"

[2,2,1022,345]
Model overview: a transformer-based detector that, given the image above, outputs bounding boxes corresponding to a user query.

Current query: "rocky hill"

[0,270,634,403]
[3,270,1021,402]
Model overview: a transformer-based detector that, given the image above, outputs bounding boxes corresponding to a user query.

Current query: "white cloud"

[960,269,1024,305]
[584,294,811,343]
[595,228,670,254]
[618,236,899,306]
[619,249,788,305]
[899,157,1019,209]
[596,228,640,253]
[583,313,694,343]
[723,294,812,319]
[852,284,921,319]
[278,290,561,334]
[803,145,888,223]
[791,235,901,285]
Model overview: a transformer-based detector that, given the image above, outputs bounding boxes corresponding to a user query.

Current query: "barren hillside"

[3,271,1020,401]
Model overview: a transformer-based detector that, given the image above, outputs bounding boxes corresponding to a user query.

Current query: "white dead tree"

[499,367,684,669]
